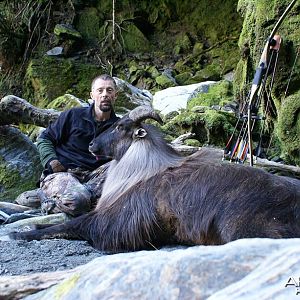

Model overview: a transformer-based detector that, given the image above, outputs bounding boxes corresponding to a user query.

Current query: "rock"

[2,238,297,300]
[152,81,216,115]
[113,77,152,114]
[0,202,38,224]
[54,24,82,39]
[155,74,177,89]
[46,47,64,56]
[15,189,41,208]
[0,126,42,202]
[171,133,196,146]
[0,202,32,213]
[0,213,69,236]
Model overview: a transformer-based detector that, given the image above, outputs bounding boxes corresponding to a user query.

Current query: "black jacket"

[39,103,119,170]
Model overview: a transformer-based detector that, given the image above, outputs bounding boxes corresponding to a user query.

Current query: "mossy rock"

[155,74,177,89]
[193,42,205,56]
[173,33,192,55]
[191,64,222,83]
[276,91,300,165]
[76,7,101,42]
[147,65,160,79]
[0,126,42,202]
[24,57,105,107]
[174,60,193,74]
[54,24,82,39]
[162,109,236,146]
[122,22,151,53]
[47,94,89,111]
[175,72,193,85]
[184,139,201,147]
[187,80,233,109]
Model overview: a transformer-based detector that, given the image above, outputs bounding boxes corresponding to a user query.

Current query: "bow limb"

[247,40,270,166]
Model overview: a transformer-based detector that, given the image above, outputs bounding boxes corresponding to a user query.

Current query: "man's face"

[90,79,117,112]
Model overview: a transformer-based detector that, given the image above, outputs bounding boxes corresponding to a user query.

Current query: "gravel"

[0,239,103,276]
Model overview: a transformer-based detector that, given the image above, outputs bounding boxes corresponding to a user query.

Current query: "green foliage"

[0,0,56,69]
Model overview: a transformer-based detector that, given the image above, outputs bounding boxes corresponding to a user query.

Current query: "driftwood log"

[0,95,60,127]
[0,268,79,299]
[0,95,299,177]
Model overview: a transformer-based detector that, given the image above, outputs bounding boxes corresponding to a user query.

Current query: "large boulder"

[0,126,42,202]
[152,81,216,115]
[2,238,298,299]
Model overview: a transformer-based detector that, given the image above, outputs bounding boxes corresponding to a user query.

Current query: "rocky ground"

[0,238,103,276]
[0,212,104,277]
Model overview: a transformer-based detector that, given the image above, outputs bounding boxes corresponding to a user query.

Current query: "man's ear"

[90,91,93,99]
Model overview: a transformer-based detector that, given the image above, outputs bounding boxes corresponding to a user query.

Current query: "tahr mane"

[98,125,182,208]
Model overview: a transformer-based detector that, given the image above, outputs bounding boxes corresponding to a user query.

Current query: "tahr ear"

[134,128,147,138]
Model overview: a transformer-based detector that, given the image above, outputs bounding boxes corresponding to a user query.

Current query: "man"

[36,74,120,216]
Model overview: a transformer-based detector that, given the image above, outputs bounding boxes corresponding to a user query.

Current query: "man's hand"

[49,159,66,173]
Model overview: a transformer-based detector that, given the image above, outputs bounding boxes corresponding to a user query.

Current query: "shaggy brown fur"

[9,107,300,253]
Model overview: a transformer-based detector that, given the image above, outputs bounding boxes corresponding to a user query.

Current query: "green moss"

[76,7,101,41]
[175,72,193,85]
[276,91,300,165]
[0,161,20,189]
[24,57,105,107]
[122,22,150,52]
[162,109,236,146]
[0,159,39,202]
[47,94,88,111]
[173,33,192,55]
[235,0,300,99]
[174,60,193,74]
[193,42,204,56]
[147,65,160,79]
[184,139,201,147]
[191,65,222,82]
[114,84,140,115]
[235,0,300,165]
[155,74,176,89]
[54,24,82,39]
[187,80,233,109]
[24,57,75,106]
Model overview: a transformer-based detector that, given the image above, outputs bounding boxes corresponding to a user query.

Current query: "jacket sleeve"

[36,138,57,168]
[37,110,71,167]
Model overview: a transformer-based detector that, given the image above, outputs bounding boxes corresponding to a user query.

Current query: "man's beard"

[99,102,112,112]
